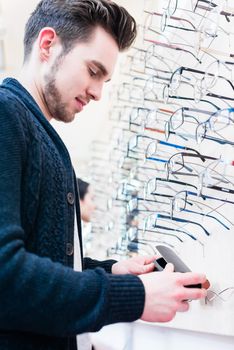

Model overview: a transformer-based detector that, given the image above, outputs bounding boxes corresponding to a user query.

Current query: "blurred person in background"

[77,178,96,224]
[76,178,96,256]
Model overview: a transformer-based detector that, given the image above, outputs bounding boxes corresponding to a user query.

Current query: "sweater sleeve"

[0,95,145,337]
[84,257,117,273]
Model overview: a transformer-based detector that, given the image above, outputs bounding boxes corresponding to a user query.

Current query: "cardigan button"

[67,192,75,205]
[66,243,74,256]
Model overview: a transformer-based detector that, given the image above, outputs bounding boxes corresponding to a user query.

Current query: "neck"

[18,63,53,121]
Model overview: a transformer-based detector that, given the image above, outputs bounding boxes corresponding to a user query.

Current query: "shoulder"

[0,85,29,152]
[0,81,34,131]
[0,84,28,115]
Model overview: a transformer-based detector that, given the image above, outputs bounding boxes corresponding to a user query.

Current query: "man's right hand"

[139,263,207,323]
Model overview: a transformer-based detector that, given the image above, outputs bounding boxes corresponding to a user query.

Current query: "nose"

[87,81,104,101]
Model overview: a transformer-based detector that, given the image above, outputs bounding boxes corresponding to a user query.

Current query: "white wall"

[91,321,234,350]
[131,322,234,350]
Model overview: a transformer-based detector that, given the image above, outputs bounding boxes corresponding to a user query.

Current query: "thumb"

[164,263,174,273]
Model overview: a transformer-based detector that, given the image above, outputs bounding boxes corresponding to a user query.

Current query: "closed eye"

[87,60,111,82]
[89,67,98,77]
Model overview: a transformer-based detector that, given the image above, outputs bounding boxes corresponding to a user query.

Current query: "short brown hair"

[24,0,137,61]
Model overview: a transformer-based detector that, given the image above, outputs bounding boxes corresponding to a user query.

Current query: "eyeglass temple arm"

[158,214,210,236]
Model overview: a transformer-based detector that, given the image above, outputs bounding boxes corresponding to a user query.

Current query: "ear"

[38,27,58,62]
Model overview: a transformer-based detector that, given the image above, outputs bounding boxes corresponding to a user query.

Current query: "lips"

[75,97,87,112]
[76,97,89,106]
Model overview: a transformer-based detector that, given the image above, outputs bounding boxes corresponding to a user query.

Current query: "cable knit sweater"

[0,78,145,350]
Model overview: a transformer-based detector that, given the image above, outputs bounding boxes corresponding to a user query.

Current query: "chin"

[65,115,76,123]
[55,113,75,123]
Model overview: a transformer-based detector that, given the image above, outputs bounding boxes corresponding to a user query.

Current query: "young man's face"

[41,26,119,123]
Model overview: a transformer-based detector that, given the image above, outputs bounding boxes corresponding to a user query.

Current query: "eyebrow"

[91,60,111,82]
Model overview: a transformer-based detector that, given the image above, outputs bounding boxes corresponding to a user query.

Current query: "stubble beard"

[43,53,75,123]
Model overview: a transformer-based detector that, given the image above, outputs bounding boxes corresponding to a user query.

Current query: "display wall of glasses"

[88,0,234,336]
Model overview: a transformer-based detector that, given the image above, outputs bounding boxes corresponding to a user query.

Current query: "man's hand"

[112,255,157,275]
[139,263,207,323]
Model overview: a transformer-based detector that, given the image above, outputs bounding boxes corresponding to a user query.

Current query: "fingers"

[143,260,174,274]
[139,270,207,323]
[174,272,207,300]
[139,255,159,265]
[177,272,207,286]
[177,300,190,312]
[141,262,156,273]
[183,288,207,301]
[131,255,160,275]
[164,263,174,272]
[133,262,156,274]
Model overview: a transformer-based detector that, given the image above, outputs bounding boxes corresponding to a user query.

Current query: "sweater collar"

[2,77,51,128]
[2,77,73,168]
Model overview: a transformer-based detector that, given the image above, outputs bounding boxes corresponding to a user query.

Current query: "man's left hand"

[111,255,158,275]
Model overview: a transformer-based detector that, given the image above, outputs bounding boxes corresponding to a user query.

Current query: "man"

[0,1,207,349]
